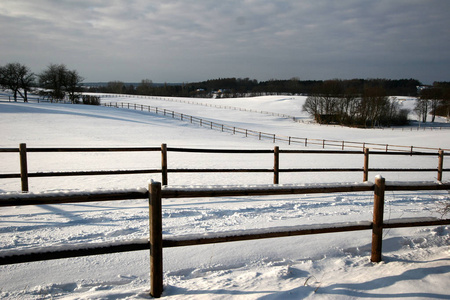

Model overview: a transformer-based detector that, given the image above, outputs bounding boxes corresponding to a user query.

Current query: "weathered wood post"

[371,175,385,262]
[19,143,29,192]
[363,148,370,182]
[274,146,279,184]
[161,144,168,186]
[149,181,163,298]
[437,149,444,182]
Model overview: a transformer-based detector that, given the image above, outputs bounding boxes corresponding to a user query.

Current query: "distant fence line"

[94,93,304,122]
[0,143,448,193]
[2,94,449,133]
[97,94,450,130]
[0,95,66,103]
[1,178,449,298]
[102,101,450,153]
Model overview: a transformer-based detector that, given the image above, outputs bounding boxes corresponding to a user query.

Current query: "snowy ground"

[0,95,449,299]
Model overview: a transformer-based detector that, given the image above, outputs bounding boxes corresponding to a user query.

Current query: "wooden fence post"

[363,148,369,182]
[161,144,168,186]
[19,143,29,192]
[274,146,279,184]
[149,181,163,298]
[438,149,444,182]
[371,175,385,263]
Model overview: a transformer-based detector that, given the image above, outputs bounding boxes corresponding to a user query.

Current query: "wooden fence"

[0,178,449,297]
[0,143,448,192]
[99,95,450,130]
[0,95,47,103]
[102,101,450,151]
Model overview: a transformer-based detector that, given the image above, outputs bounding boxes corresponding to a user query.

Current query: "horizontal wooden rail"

[370,168,444,172]
[25,147,161,152]
[383,218,450,229]
[0,173,20,179]
[385,182,450,191]
[0,148,19,153]
[26,169,161,177]
[0,240,150,265]
[0,189,148,206]
[167,147,273,154]
[281,149,363,154]
[163,222,374,247]
[161,182,375,198]
[0,170,161,179]
[3,168,449,179]
[167,168,274,173]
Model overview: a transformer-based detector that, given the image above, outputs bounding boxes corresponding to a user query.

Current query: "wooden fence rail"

[0,178,449,298]
[0,144,449,192]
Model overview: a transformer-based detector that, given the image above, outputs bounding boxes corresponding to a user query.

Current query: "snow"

[0,95,449,299]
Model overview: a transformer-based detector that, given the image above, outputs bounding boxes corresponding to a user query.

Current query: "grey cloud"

[0,0,448,83]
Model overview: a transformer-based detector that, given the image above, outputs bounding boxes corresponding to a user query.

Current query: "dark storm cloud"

[1,0,448,83]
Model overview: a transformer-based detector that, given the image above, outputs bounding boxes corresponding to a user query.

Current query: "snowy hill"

[0,96,449,299]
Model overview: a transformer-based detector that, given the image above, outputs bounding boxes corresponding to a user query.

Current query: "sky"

[1,0,449,84]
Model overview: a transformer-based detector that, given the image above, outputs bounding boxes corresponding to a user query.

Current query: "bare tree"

[37,64,84,103]
[65,69,84,103]
[360,87,389,127]
[419,87,443,123]
[0,62,35,102]
[414,98,429,123]
[38,64,68,102]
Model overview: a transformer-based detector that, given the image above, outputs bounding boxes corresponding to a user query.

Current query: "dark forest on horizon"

[85,77,429,98]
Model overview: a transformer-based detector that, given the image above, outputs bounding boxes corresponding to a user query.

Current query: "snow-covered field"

[0,95,449,299]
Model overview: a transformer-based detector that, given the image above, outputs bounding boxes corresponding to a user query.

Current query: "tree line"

[1,62,449,126]
[0,62,424,102]
[86,77,422,98]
